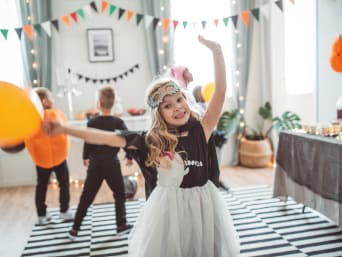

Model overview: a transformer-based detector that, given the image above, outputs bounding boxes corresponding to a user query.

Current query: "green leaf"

[217,109,240,136]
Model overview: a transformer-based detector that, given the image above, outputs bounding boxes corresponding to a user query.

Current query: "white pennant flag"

[83,5,93,17]
[41,21,51,37]
[144,15,153,30]
[260,3,270,20]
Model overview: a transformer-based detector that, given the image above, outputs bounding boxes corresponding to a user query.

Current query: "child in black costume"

[44,36,240,256]
[69,86,133,240]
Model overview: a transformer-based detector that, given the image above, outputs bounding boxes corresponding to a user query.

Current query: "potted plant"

[217,102,302,168]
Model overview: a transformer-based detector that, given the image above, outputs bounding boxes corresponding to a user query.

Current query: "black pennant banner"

[68,63,140,85]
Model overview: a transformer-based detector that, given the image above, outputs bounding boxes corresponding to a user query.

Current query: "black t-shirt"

[83,115,129,161]
[118,120,218,197]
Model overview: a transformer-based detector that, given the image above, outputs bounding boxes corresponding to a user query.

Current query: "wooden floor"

[0,165,274,257]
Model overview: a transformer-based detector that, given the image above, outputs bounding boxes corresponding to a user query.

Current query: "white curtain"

[0,0,25,87]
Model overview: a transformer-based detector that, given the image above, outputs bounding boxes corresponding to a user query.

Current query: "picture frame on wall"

[87,28,114,63]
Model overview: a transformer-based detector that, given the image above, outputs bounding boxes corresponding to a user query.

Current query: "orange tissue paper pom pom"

[330,35,342,72]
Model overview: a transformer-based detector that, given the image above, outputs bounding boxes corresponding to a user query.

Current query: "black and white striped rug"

[22,186,342,257]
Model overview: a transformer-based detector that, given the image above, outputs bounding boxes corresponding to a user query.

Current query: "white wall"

[317,0,342,122]
[51,0,152,117]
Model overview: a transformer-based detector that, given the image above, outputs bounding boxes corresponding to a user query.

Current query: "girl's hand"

[42,120,64,135]
[198,35,221,52]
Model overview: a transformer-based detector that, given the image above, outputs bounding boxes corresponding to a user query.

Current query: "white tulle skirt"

[128,181,240,257]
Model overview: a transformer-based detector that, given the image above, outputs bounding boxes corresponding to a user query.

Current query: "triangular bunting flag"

[192,21,197,29]
[119,75,123,79]
[118,8,125,20]
[113,77,117,82]
[173,20,179,30]
[231,15,238,28]
[240,11,250,26]
[34,24,42,36]
[41,21,51,36]
[127,11,134,22]
[124,72,128,77]
[23,25,34,40]
[144,16,153,29]
[152,18,160,30]
[101,0,109,13]
[109,5,117,16]
[275,0,283,11]
[0,29,9,40]
[85,77,90,82]
[222,17,229,27]
[100,79,104,84]
[289,0,295,5]
[201,21,207,29]
[129,68,134,73]
[260,4,270,20]
[163,18,170,32]
[77,9,85,20]
[90,1,98,12]
[136,13,144,25]
[61,15,71,28]
[135,64,139,68]
[83,5,93,17]
[51,20,59,31]
[15,28,22,39]
[213,19,219,27]
[92,79,97,83]
[251,8,260,22]
[106,79,110,83]
[70,12,78,23]
[77,74,82,79]
[182,21,188,29]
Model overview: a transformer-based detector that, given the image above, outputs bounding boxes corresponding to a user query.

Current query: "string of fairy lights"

[25,0,39,87]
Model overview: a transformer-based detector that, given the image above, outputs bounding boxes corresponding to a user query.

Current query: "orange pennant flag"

[61,15,71,28]
[163,18,170,32]
[23,25,33,40]
[213,19,219,27]
[101,0,109,13]
[173,20,179,30]
[240,11,250,26]
[127,11,134,22]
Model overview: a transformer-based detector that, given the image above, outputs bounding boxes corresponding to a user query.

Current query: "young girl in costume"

[43,35,240,257]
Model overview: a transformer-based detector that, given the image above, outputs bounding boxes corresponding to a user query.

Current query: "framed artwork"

[87,28,114,63]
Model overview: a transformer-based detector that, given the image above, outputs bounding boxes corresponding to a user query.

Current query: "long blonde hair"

[144,78,199,167]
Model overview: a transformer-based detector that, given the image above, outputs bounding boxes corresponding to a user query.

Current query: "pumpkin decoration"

[330,35,342,72]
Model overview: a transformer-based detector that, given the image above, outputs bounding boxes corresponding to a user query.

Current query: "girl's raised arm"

[198,35,227,141]
[43,120,127,147]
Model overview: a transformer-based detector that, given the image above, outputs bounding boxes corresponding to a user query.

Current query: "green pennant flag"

[182,21,188,29]
[136,13,144,25]
[33,24,42,36]
[77,9,85,20]
[0,29,9,40]
[222,17,229,27]
[109,4,117,16]
[251,8,259,22]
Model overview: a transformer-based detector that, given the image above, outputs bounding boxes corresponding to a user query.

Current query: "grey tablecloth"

[276,131,342,203]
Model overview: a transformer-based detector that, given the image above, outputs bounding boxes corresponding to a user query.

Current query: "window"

[171,0,233,96]
[0,0,24,87]
[284,1,316,94]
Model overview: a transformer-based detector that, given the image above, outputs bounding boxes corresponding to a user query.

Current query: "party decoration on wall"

[0,0,296,42]
[68,63,140,85]
[0,81,42,147]
[201,82,215,103]
[330,35,342,72]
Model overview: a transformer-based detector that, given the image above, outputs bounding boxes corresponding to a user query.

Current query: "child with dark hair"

[68,86,133,240]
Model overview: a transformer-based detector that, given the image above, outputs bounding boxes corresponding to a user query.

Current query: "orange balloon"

[0,81,42,147]
[201,82,215,103]
[330,36,342,72]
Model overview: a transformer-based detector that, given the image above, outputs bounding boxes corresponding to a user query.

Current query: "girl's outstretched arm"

[198,35,226,141]
[43,120,127,147]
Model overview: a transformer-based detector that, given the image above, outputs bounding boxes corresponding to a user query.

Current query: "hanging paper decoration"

[136,14,144,25]
[240,11,251,26]
[330,35,342,72]
[68,64,140,85]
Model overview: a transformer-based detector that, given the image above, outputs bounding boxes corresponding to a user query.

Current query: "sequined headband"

[148,80,181,109]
